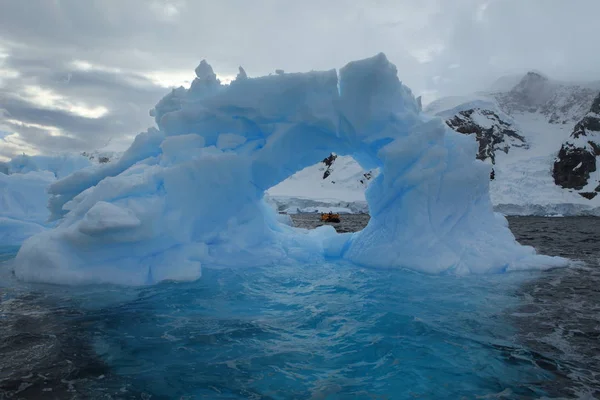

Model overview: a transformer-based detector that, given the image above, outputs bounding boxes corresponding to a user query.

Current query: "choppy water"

[0,216,598,399]
[508,217,600,399]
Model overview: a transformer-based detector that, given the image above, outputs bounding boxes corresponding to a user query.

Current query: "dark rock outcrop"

[553,147,596,190]
[445,108,527,165]
[321,153,337,179]
[553,93,600,192]
[579,192,597,200]
[359,171,373,185]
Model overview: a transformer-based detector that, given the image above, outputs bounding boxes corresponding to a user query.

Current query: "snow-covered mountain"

[553,93,600,197]
[444,107,527,172]
[268,72,600,216]
[494,72,599,124]
[267,154,376,213]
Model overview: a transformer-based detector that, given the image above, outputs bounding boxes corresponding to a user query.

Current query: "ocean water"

[0,216,598,399]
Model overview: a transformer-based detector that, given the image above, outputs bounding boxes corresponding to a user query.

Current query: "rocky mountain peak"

[520,71,548,83]
[510,71,553,106]
[512,71,549,91]
[492,71,597,124]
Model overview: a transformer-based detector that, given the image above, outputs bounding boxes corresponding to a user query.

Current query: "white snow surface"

[268,155,375,203]
[12,54,567,285]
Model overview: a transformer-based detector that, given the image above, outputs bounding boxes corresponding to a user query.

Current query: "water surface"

[0,216,598,398]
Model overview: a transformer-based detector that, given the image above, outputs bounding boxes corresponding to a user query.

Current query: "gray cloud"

[1,0,599,158]
[0,45,168,158]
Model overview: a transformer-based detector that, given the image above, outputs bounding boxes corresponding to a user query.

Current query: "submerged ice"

[13,53,567,285]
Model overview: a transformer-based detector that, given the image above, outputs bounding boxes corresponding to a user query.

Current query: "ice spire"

[195,60,217,81]
[236,66,247,80]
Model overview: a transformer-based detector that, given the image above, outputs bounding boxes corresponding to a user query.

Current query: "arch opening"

[266,152,377,231]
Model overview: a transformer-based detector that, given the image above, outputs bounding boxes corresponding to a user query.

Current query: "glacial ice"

[2,154,92,179]
[13,53,568,285]
[0,154,91,246]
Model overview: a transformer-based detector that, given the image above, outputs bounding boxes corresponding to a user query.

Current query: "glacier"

[13,53,568,285]
[0,154,91,246]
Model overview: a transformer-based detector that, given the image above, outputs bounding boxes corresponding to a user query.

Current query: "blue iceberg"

[13,54,568,285]
[0,154,91,246]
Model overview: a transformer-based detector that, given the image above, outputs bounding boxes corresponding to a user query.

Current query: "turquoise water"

[0,245,555,399]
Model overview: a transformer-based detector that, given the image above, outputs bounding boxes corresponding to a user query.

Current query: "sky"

[1,0,599,160]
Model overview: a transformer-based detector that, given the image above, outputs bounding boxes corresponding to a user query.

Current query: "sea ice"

[13,53,568,285]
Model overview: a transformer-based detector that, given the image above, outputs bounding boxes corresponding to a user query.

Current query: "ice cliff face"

[12,53,565,285]
[553,93,600,196]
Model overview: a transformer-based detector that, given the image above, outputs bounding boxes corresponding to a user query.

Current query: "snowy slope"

[267,154,375,202]
[266,154,375,213]
[270,72,600,216]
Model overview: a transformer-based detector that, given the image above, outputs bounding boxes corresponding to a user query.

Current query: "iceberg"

[0,154,92,246]
[3,154,92,178]
[13,53,568,285]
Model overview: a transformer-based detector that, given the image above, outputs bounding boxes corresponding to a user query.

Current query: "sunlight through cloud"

[21,85,109,119]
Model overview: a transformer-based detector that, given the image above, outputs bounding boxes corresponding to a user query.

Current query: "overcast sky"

[1,0,599,160]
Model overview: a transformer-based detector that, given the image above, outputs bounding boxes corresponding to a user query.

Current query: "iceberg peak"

[194,59,217,81]
[236,66,248,80]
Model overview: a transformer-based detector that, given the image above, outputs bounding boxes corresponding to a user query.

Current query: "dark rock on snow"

[445,108,527,165]
[553,92,600,192]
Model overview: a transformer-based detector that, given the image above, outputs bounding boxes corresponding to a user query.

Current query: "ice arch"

[13,54,567,285]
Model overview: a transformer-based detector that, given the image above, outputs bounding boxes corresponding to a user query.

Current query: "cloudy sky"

[1,0,599,160]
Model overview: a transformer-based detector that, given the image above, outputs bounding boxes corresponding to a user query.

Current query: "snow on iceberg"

[0,154,92,246]
[13,53,568,285]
